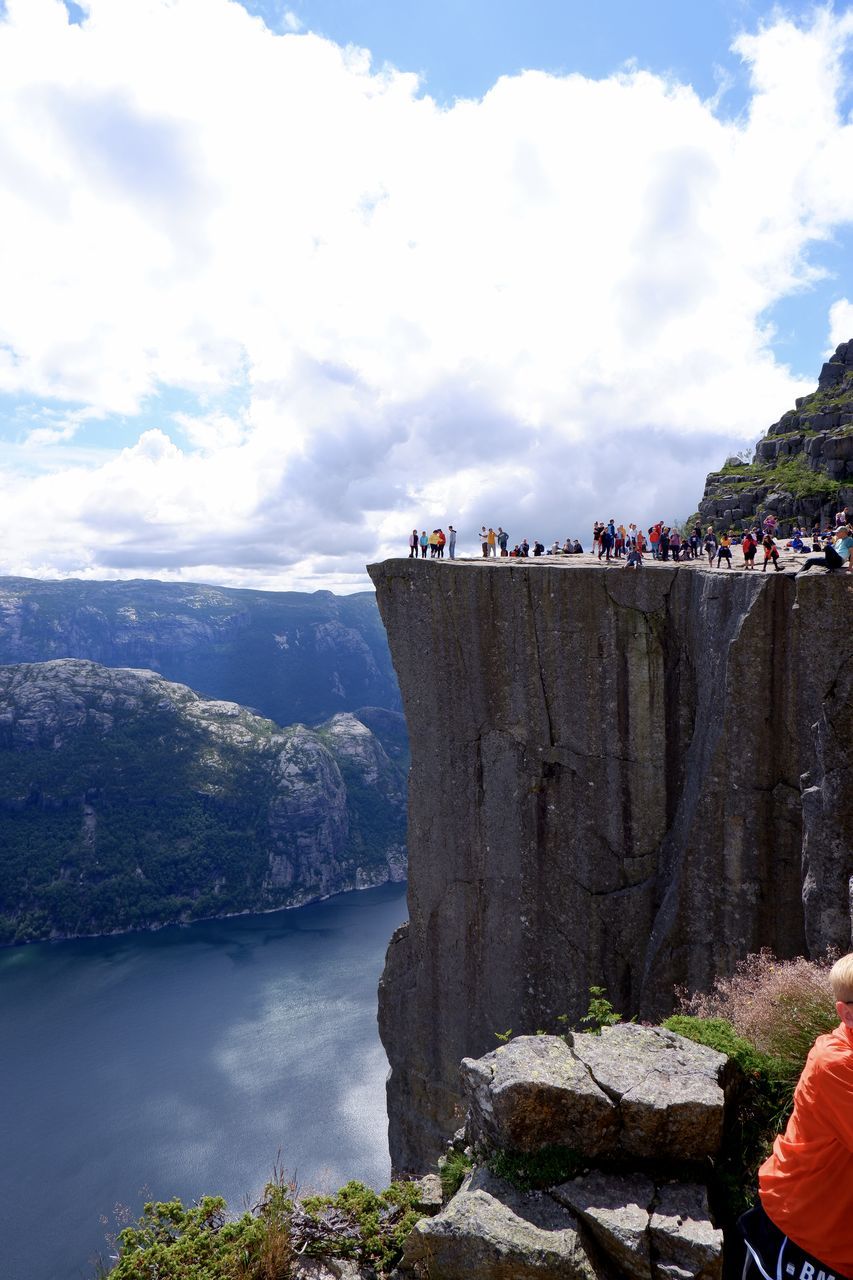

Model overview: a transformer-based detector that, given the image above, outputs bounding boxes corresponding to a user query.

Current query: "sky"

[0,0,852,592]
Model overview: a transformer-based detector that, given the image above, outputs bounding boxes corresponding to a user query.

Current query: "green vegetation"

[439,1149,473,1200]
[100,1176,423,1280]
[762,453,841,499]
[299,1180,422,1271]
[100,1191,292,1280]
[487,1144,584,1191]
[578,985,622,1034]
[0,672,405,945]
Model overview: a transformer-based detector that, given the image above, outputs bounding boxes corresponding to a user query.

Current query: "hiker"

[498,527,509,556]
[739,953,853,1280]
[479,527,489,557]
[436,529,446,559]
[761,533,781,572]
[716,533,732,568]
[447,526,456,559]
[408,529,418,558]
[419,530,428,558]
[487,527,497,557]
[742,531,757,569]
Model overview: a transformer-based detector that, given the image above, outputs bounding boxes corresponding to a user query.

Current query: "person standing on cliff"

[740,952,853,1280]
[716,533,732,568]
[408,529,418,558]
[498,527,509,556]
[447,526,457,559]
[761,532,781,572]
[479,527,489,557]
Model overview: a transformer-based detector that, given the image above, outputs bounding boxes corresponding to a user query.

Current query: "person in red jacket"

[740,952,853,1280]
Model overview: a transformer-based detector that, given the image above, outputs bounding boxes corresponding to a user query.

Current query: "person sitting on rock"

[797,531,848,574]
[625,547,643,569]
[572,539,583,554]
[739,953,853,1280]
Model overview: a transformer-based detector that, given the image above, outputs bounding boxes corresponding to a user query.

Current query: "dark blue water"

[0,883,408,1280]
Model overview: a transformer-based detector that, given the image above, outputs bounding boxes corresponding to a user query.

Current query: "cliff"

[0,659,406,944]
[698,340,853,533]
[369,558,853,1172]
[0,577,401,728]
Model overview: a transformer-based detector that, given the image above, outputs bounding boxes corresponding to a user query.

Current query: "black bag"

[739,1202,849,1280]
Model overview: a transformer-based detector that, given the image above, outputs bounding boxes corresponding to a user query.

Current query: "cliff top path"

[423,547,808,571]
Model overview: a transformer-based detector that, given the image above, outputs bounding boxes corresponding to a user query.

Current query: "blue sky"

[0,0,852,588]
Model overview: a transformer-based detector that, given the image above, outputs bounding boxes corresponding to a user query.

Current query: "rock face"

[698,340,853,533]
[400,1029,725,1279]
[0,659,406,944]
[368,558,853,1172]
[0,577,401,729]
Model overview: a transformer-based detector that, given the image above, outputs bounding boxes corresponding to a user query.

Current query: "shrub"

[578,986,621,1035]
[439,1149,473,1201]
[487,1144,584,1191]
[676,949,838,1082]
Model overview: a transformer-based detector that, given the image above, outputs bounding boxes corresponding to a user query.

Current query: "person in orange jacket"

[740,952,853,1280]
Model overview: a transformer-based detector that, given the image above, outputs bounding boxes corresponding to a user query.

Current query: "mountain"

[0,578,401,728]
[697,340,853,532]
[0,659,406,945]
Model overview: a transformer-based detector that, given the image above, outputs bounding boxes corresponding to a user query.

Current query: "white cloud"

[829,297,853,350]
[0,0,851,588]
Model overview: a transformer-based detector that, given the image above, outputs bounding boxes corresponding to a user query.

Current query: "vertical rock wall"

[368,559,853,1173]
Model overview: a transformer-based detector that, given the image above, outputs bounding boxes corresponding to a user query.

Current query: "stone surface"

[461,1035,617,1156]
[551,1171,655,1280]
[569,1026,728,1160]
[649,1184,722,1280]
[411,1173,444,1215]
[399,1168,597,1279]
[293,1261,369,1280]
[369,558,853,1173]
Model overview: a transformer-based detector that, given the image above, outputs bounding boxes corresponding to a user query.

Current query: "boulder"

[551,1172,655,1279]
[461,1036,617,1157]
[649,1184,723,1280]
[411,1173,444,1215]
[399,1168,597,1279]
[569,1025,729,1160]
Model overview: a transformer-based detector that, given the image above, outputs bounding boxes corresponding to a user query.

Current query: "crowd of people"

[406,510,853,572]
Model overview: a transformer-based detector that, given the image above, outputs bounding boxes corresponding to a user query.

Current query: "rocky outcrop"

[369,558,853,1172]
[0,577,401,728]
[698,340,853,533]
[399,1028,726,1279]
[0,659,406,944]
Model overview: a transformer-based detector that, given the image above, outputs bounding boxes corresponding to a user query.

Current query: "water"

[0,883,408,1280]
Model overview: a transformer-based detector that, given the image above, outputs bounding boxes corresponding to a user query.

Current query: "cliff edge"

[368,559,852,1172]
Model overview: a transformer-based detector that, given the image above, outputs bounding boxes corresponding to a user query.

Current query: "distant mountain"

[0,659,406,945]
[698,340,853,533]
[0,578,401,728]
